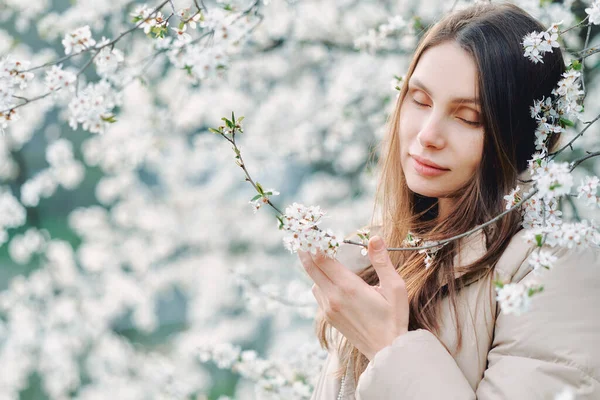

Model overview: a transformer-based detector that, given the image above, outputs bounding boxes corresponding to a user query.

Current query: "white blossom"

[522,22,561,63]
[177,7,202,29]
[62,25,96,55]
[0,188,27,245]
[8,228,48,264]
[527,249,557,272]
[44,64,77,94]
[585,0,600,25]
[94,46,124,76]
[172,25,192,42]
[576,176,599,207]
[496,280,544,316]
[531,160,573,200]
[249,188,279,214]
[67,79,121,133]
[280,203,339,257]
[504,186,522,210]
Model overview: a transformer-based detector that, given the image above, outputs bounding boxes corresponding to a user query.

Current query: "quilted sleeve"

[355,245,600,399]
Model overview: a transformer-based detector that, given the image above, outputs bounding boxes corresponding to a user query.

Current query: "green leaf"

[237,116,245,123]
[208,127,221,134]
[494,280,504,289]
[535,233,543,247]
[179,21,185,30]
[183,65,193,76]
[101,115,117,123]
[150,25,168,39]
[528,285,544,296]
[559,117,575,127]
[570,60,582,71]
[251,194,262,201]
[221,117,233,129]
[231,111,235,124]
[256,182,265,194]
[132,16,143,23]
[276,215,284,230]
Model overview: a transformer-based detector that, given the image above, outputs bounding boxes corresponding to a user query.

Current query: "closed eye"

[412,98,430,107]
[457,117,481,127]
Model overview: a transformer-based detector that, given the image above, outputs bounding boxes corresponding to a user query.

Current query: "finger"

[298,251,334,291]
[368,235,403,296]
[309,249,363,286]
[311,284,326,310]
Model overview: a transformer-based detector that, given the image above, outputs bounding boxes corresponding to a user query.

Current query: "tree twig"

[550,111,600,158]
[17,0,171,74]
[343,150,600,252]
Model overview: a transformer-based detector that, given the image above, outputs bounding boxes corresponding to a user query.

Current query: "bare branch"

[550,111,600,158]
[344,150,600,252]
[17,0,171,74]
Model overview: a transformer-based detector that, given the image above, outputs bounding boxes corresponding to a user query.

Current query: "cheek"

[398,106,418,143]
[461,133,484,172]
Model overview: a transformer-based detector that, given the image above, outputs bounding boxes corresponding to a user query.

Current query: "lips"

[410,154,449,170]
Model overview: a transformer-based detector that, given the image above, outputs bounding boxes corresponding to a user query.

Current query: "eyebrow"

[409,77,480,105]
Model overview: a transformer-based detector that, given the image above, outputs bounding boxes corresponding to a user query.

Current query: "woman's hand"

[298,235,409,361]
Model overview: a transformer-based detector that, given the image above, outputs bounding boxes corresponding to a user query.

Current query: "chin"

[405,174,449,198]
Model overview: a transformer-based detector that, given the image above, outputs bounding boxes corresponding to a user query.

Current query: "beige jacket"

[310,229,600,399]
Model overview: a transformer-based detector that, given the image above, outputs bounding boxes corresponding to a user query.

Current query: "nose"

[416,113,446,149]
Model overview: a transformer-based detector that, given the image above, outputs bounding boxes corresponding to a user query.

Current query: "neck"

[437,197,455,221]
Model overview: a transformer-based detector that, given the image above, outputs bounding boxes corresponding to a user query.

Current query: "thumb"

[368,236,399,290]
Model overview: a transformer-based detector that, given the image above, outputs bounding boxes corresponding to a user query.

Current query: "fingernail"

[370,236,384,250]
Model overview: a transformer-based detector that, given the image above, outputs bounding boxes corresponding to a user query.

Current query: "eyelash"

[411,98,481,127]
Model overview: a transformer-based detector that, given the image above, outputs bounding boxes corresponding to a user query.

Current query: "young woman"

[299,3,600,399]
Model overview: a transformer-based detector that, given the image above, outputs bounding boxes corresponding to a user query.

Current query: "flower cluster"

[131,5,168,37]
[356,228,371,256]
[234,266,316,318]
[400,232,442,269]
[67,79,121,133]
[62,25,96,55]
[503,186,523,210]
[531,160,574,200]
[0,56,34,131]
[542,220,600,249]
[418,241,444,269]
[177,7,202,28]
[527,248,558,273]
[495,279,544,316]
[8,228,48,264]
[354,15,415,53]
[94,43,125,77]
[521,194,562,231]
[44,64,76,95]
[0,188,26,245]
[577,175,599,208]
[586,0,600,25]
[280,203,340,258]
[20,139,85,207]
[522,22,560,64]
[197,341,326,399]
[529,69,584,152]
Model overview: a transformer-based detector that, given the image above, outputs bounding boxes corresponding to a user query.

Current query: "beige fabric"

[310,229,600,399]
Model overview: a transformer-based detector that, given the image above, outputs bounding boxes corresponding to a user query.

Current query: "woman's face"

[399,41,485,202]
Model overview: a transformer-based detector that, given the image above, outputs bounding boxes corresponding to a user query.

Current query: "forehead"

[410,41,479,99]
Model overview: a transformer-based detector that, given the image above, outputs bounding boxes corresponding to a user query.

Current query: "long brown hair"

[316,2,566,383]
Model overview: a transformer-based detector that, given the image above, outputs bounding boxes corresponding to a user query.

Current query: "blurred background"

[0,0,598,398]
